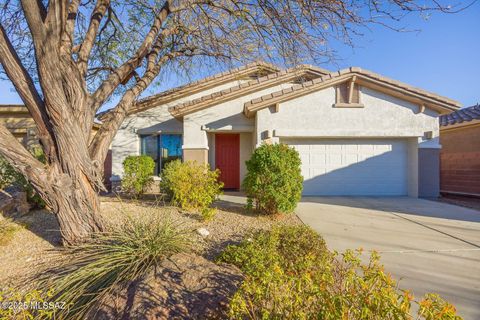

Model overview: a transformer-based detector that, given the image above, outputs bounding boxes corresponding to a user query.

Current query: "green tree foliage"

[161,160,223,221]
[218,225,462,320]
[121,155,155,197]
[243,143,303,215]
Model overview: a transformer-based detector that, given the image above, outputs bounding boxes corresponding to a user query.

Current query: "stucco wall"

[440,122,480,196]
[111,79,248,179]
[255,86,441,198]
[256,86,439,143]
[183,83,295,149]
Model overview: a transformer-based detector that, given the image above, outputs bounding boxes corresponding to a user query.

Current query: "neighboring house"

[109,62,460,197]
[439,104,480,197]
[0,105,37,147]
[0,104,112,190]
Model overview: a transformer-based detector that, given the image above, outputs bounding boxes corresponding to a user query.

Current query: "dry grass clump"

[40,214,190,319]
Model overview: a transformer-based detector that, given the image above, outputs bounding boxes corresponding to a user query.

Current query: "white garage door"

[283,139,408,196]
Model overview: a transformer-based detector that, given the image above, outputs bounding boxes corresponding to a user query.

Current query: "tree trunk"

[52,191,105,245]
[44,167,106,245]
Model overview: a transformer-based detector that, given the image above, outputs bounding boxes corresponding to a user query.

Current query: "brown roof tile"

[107,61,280,118]
[244,67,461,117]
[168,64,329,117]
[440,104,480,126]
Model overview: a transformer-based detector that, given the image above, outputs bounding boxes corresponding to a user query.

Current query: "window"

[140,134,182,175]
[335,81,362,107]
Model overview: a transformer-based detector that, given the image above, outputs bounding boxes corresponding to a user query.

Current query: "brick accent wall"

[440,124,480,196]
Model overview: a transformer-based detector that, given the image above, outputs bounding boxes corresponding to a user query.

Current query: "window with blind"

[140,134,182,175]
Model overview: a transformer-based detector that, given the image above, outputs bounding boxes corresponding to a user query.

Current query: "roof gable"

[244,67,461,117]
[125,61,280,116]
[168,65,330,118]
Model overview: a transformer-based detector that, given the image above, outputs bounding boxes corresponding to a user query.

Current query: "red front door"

[215,133,240,189]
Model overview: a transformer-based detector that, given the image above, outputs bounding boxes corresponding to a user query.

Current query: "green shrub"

[0,148,46,208]
[218,225,462,320]
[243,143,303,215]
[41,215,190,319]
[161,160,223,221]
[122,155,155,197]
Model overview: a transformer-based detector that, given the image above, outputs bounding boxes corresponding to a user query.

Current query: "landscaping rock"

[196,227,210,237]
[95,253,244,320]
[0,190,30,217]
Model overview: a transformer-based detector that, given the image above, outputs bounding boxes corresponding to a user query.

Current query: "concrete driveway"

[297,197,480,319]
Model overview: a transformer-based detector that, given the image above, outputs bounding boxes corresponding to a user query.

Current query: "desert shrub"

[243,143,303,215]
[161,160,223,220]
[0,218,22,246]
[0,156,17,190]
[0,148,46,208]
[122,155,155,197]
[41,215,190,319]
[418,294,462,320]
[218,225,462,320]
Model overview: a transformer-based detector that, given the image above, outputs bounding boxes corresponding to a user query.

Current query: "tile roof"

[168,64,329,117]
[440,104,480,126]
[97,61,280,120]
[244,67,461,117]
[129,61,279,114]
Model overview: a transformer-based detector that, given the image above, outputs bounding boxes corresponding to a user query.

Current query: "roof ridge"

[168,65,328,115]
[136,61,279,104]
[245,67,461,110]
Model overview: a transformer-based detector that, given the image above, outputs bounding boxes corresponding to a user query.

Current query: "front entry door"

[215,133,240,189]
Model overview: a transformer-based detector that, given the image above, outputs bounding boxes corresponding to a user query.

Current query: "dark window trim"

[140,133,183,175]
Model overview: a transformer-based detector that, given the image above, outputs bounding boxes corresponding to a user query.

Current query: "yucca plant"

[39,215,190,319]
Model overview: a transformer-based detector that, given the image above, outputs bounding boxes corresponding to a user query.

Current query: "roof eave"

[129,62,280,116]
[244,72,461,117]
[168,66,326,118]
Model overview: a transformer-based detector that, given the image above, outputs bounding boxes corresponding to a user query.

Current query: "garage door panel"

[283,138,408,196]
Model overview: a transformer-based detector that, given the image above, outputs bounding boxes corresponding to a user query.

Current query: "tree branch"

[0,24,57,161]
[89,0,172,112]
[89,50,184,164]
[63,0,81,52]
[0,122,47,190]
[77,0,111,75]
[20,0,46,44]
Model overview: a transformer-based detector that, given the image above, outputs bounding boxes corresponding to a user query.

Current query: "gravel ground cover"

[0,195,301,289]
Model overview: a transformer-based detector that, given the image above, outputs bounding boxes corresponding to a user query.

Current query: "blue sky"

[1,2,479,109]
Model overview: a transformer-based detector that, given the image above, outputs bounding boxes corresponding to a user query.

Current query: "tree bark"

[45,165,106,245]
[0,0,174,245]
[0,122,105,245]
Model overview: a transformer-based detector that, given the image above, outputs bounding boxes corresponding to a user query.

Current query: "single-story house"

[439,104,480,197]
[110,62,461,197]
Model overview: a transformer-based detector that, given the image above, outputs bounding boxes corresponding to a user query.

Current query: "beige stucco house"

[109,62,460,197]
